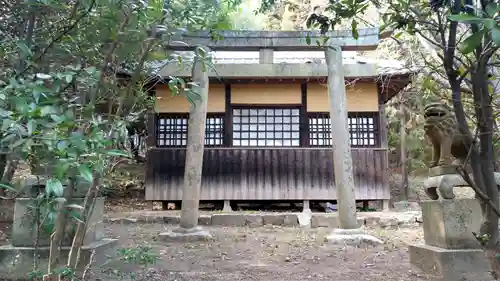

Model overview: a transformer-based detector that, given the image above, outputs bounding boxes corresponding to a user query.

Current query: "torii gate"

[156,28,389,244]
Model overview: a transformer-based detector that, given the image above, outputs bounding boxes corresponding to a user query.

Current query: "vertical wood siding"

[145,147,389,201]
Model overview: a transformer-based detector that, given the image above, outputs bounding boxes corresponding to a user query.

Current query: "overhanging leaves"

[459,30,484,54]
[492,27,500,46]
[448,14,487,23]
[46,178,64,197]
[78,164,93,183]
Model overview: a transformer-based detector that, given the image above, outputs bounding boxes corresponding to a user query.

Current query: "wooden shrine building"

[145,29,412,209]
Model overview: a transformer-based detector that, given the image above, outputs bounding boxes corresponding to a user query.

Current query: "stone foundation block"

[262,214,285,225]
[198,215,212,225]
[128,215,160,223]
[421,199,482,249]
[244,214,264,227]
[283,214,299,226]
[0,238,117,280]
[140,215,165,223]
[311,214,338,228]
[409,244,493,281]
[363,216,380,226]
[211,214,245,226]
[163,215,181,224]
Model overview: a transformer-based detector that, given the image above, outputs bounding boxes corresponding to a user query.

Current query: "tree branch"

[89,8,131,104]
[17,0,95,78]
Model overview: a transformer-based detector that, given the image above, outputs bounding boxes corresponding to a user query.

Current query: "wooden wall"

[231,83,301,104]
[307,82,379,112]
[155,84,225,112]
[148,80,388,202]
[145,147,390,201]
[154,81,380,113]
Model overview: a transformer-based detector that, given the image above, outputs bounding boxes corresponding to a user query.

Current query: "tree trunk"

[474,63,500,278]
[179,47,209,229]
[1,160,17,185]
[489,64,500,171]
[400,104,408,201]
[0,154,6,196]
[324,44,359,229]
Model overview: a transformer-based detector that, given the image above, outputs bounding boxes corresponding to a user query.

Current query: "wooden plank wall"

[145,147,390,201]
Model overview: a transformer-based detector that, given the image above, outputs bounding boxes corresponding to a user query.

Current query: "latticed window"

[232,107,301,147]
[308,112,379,147]
[157,115,188,146]
[309,115,330,146]
[205,115,224,146]
[156,114,225,147]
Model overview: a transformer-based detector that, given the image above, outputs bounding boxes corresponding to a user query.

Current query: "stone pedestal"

[0,239,116,280]
[424,169,500,200]
[10,197,106,247]
[0,182,117,279]
[21,175,93,198]
[409,199,493,281]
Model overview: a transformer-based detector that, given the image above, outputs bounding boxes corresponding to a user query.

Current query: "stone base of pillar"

[302,200,311,212]
[382,199,390,211]
[0,238,117,280]
[297,201,312,227]
[409,244,492,281]
[222,200,232,212]
[325,228,383,246]
[158,226,213,242]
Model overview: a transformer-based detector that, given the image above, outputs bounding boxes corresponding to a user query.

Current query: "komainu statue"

[423,102,473,200]
[423,102,500,200]
[423,102,470,167]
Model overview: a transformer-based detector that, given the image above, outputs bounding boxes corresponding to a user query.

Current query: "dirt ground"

[80,222,430,281]
[0,167,435,281]
[0,221,430,281]
[0,198,433,281]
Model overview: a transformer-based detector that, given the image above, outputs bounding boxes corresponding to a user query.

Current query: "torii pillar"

[324,43,382,245]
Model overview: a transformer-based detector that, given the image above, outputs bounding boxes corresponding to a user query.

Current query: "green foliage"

[228,0,268,30]
[53,266,77,280]
[1,0,242,191]
[118,246,159,268]
[448,6,500,50]
[374,0,500,57]
[1,0,243,278]
[27,269,44,280]
[260,0,371,39]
